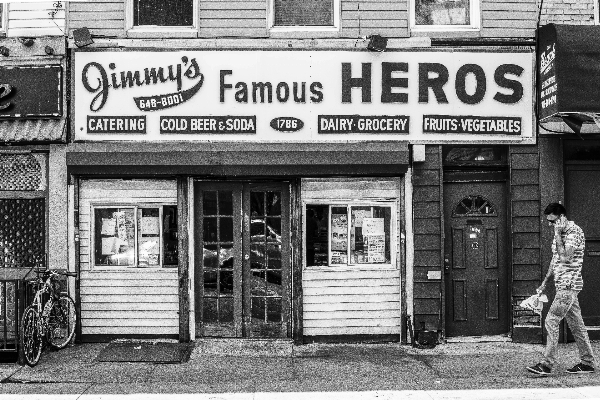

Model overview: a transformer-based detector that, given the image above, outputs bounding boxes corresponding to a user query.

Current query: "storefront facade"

[1,36,67,350]
[68,46,535,343]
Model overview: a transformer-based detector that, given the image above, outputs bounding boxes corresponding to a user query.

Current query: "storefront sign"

[0,66,62,119]
[74,50,534,142]
[537,24,600,121]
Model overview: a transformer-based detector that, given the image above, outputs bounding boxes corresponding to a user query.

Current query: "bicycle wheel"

[46,295,76,349]
[21,306,42,367]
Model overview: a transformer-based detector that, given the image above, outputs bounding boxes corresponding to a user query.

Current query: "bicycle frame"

[28,271,62,338]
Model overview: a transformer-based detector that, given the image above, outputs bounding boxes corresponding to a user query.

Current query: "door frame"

[191,179,295,339]
[442,171,511,338]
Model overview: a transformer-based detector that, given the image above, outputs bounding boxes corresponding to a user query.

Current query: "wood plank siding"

[78,180,178,338]
[199,0,267,37]
[7,1,65,37]
[301,178,402,337]
[65,1,538,40]
[341,1,409,38]
[303,270,401,335]
[68,0,125,39]
[411,146,443,332]
[481,1,537,38]
[509,146,542,342]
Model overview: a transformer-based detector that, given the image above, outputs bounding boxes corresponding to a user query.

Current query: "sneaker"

[527,363,552,375]
[566,363,595,374]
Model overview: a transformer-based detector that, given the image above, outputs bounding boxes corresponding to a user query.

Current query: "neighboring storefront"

[69,47,534,343]
[1,37,67,350]
[536,24,600,340]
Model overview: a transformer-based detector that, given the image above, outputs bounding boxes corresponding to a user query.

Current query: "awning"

[0,119,66,143]
[537,24,600,129]
[66,141,409,176]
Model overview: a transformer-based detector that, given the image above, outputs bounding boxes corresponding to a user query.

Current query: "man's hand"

[554,215,567,234]
[536,283,546,294]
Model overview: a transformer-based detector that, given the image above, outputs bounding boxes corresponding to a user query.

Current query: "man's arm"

[554,229,575,263]
[538,261,554,294]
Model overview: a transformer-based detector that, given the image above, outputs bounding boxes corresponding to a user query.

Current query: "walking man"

[527,203,596,375]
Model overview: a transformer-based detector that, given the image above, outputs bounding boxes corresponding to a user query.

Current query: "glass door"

[194,182,290,338]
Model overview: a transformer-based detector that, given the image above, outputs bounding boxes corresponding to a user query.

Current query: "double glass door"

[194,182,290,338]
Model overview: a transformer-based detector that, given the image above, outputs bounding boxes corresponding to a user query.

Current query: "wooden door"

[443,182,508,337]
[566,167,600,331]
[194,182,291,338]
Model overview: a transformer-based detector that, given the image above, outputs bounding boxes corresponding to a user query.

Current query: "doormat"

[96,342,194,364]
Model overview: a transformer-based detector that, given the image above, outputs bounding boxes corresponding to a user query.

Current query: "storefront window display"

[93,205,178,268]
[305,204,393,267]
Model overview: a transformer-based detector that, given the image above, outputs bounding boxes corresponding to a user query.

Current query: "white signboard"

[74,50,534,143]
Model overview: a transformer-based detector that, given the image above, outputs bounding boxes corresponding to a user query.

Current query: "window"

[305,203,394,267]
[269,0,340,31]
[93,205,178,268]
[411,0,480,31]
[128,0,196,32]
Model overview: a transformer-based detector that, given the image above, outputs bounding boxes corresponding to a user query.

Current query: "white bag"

[520,293,549,315]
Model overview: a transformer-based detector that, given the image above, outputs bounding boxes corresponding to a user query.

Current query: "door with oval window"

[443,182,508,337]
[194,181,291,338]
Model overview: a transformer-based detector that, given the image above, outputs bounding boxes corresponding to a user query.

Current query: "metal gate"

[0,198,45,355]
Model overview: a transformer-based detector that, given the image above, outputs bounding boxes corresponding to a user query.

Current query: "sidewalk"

[1,340,599,399]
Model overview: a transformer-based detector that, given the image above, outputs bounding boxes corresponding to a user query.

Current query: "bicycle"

[20,267,77,366]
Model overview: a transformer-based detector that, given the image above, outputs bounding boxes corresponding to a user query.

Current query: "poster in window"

[366,235,386,263]
[101,218,116,236]
[101,237,117,255]
[140,238,160,255]
[331,214,347,251]
[363,218,386,263]
[141,216,160,235]
[353,210,370,228]
[363,218,384,236]
[331,251,346,264]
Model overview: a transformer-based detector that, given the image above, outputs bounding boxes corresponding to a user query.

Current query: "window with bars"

[412,0,480,30]
[131,0,194,28]
[271,0,339,30]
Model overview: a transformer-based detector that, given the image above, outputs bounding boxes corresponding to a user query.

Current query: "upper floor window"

[269,0,340,32]
[128,0,196,32]
[411,0,480,31]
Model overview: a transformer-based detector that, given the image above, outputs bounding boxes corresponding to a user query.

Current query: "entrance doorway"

[443,182,509,337]
[565,166,600,334]
[194,181,291,338]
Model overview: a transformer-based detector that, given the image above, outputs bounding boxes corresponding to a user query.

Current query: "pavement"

[0,339,599,399]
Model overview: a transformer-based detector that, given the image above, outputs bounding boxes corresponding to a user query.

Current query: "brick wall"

[539,0,596,25]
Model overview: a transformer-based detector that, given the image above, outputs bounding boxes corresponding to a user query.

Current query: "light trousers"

[542,289,596,368]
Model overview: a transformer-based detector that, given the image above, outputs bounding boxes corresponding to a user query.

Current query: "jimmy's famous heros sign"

[74,50,534,142]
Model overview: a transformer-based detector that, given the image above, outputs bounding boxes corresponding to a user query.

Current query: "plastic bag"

[519,293,549,315]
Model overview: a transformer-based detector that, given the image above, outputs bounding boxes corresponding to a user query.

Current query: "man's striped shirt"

[551,221,585,291]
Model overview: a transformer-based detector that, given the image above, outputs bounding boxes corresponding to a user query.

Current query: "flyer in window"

[331,214,348,251]
[100,218,116,236]
[101,237,117,255]
[140,238,160,255]
[366,235,386,263]
[141,216,160,235]
[352,210,371,228]
[331,251,346,264]
[363,218,384,236]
